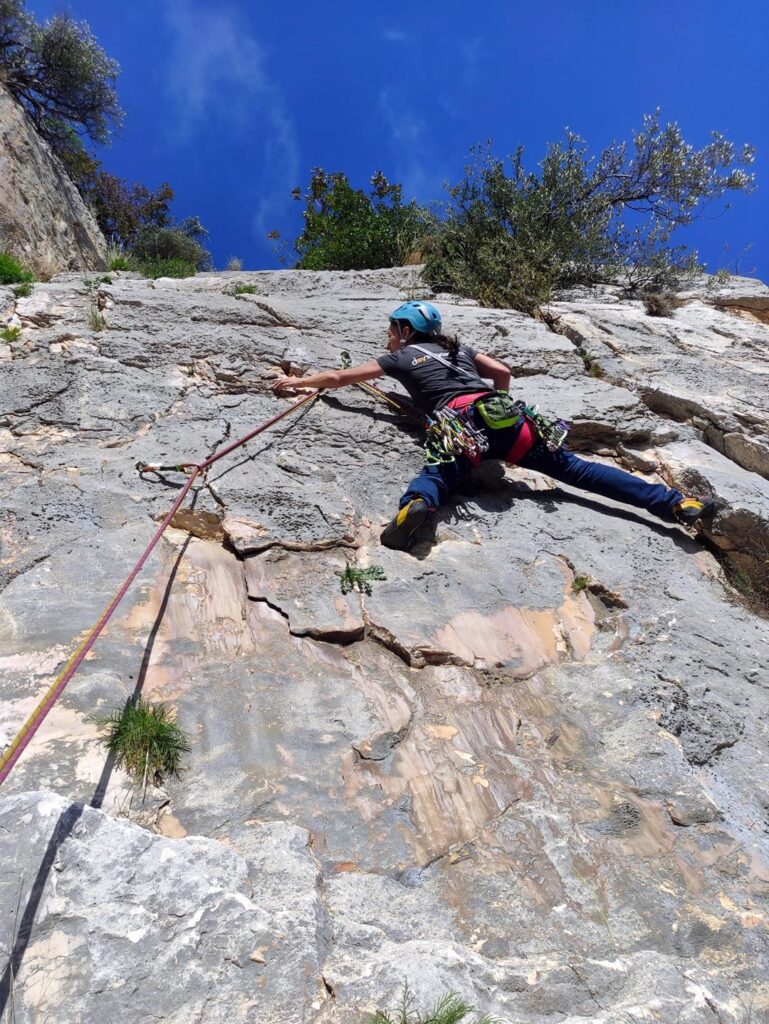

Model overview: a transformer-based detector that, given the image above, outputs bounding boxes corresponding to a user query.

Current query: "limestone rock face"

[1,267,769,1023]
[0,85,108,273]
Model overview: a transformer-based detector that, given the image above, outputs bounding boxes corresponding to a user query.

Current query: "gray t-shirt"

[376,342,490,414]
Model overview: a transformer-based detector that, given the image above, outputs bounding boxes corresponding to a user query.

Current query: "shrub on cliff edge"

[423,113,755,314]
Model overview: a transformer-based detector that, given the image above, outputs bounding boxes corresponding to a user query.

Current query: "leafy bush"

[368,985,498,1024]
[12,281,32,297]
[276,169,434,271]
[0,0,123,152]
[137,258,196,279]
[423,114,755,314]
[1,324,22,342]
[130,218,211,278]
[0,251,34,284]
[92,697,190,789]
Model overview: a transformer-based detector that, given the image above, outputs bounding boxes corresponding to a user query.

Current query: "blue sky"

[30,0,769,280]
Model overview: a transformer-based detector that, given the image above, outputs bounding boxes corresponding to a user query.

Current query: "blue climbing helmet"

[389,301,442,337]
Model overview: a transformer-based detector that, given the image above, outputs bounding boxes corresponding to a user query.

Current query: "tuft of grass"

[12,282,32,298]
[87,303,105,331]
[578,350,605,378]
[722,544,769,618]
[91,697,190,792]
[138,258,197,279]
[0,252,34,285]
[367,984,499,1024]
[1,324,22,342]
[109,255,133,270]
[226,256,243,271]
[338,564,386,596]
[107,243,133,271]
[642,291,682,317]
[571,574,590,593]
[232,284,256,295]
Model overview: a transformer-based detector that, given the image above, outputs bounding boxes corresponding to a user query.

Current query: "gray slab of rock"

[653,437,769,555]
[0,791,329,1024]
[243,547,364,640]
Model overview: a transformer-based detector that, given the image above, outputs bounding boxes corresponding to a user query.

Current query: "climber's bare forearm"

[271,362,384,395]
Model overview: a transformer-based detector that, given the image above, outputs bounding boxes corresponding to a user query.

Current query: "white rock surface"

[1,267,768,1022]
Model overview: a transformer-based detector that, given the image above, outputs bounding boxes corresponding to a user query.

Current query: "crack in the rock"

[247,594,364,645]
[255,302,304,329]
[364,616,425,668]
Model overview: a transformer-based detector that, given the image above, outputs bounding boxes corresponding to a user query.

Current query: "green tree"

[423,113,755,313]
[278,168,434,271]
[0,0,123,153]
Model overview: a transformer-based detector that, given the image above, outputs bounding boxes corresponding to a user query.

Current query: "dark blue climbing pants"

[400,440,684,522]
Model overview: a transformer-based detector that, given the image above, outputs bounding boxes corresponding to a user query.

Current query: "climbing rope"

[0,390,320,787]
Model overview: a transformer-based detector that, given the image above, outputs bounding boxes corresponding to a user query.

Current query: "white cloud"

[378,88,446,203]
[381,27,407,43]
[163,0,298,236]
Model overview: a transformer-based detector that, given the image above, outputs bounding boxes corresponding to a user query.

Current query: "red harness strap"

[504,418,535,464]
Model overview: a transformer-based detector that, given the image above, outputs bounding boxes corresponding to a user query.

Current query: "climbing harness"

[340,349,485,463]
[0,390,320,787]
[407,344,569,451]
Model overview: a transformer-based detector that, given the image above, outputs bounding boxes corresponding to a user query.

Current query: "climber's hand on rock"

[271,375,308,396]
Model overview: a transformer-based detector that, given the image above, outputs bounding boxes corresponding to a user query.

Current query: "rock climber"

[271,301,715,550]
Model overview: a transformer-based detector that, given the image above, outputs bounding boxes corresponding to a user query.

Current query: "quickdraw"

[424,407,489,465]
[513,402,570,452]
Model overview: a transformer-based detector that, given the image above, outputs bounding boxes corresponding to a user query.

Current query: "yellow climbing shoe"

[673,497,716,526]
[380,498,432,550]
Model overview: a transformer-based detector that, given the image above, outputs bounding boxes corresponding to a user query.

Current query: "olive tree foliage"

[274,168,435,271]
[0,0,123,153]
[423,113,756,313]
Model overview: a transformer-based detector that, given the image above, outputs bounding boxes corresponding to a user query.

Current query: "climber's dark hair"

[396,323,460,364]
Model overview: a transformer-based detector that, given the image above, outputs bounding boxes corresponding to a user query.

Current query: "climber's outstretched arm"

[271,361,384,395]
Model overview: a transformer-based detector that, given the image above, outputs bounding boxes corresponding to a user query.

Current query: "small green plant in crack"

[577,349,604,378]
[91,698,190,795]
[224,282,257,296]
[338,564,386,596]
[367,983,499,1024]
[571,574,590,593]
[12,282,32,298]
[1,324,22,342]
